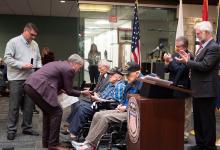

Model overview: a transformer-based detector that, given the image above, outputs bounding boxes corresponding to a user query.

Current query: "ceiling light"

[95,20,109,25]
[60,0,66,3]
[79,4,112,12]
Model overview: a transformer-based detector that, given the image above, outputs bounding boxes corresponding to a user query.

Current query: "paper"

[58,93,79,109]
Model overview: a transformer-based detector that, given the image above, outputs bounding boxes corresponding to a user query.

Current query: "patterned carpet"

[0,96,220,150]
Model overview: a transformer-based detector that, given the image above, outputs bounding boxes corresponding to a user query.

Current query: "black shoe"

[187,146,201,150]
[22,130,39,136]
[7,133,15,140]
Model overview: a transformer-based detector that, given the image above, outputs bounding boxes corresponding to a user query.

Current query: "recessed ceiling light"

[60,0,66,3]
[79,4,112,12]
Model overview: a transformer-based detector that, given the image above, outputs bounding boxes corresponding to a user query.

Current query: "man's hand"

[22,64,33,69]
[175,50,190,64]
[90,92,102,102]
[163,53,173,65]
[116,104,126,113]
[81,90,92,97]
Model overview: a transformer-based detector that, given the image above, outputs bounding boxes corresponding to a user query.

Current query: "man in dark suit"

[177,21,220,150]
[93,59,111,93]
[164,36,193,143]
[24,54,91,150]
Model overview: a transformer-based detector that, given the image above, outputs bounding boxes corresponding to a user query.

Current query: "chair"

[76,101,119,142]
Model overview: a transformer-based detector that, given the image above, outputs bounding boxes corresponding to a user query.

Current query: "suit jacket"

[167,51,193,88]
[166,51,193,98]
[25,61,81,107]
[188,39,220,98]
[93,73,110,93]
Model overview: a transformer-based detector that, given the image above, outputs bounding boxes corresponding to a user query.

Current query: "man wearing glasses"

[163,36,193,143]
[4,23,42,140]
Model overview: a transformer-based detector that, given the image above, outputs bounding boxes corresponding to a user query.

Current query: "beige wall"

[180,4,218,52]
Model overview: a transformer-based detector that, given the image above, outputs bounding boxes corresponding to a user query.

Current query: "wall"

[0,14,83,85]
[140,19,176,62]
[0,15,80,60]
[180,4,218,52]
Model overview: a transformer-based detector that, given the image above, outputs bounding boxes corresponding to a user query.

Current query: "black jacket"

[166,50,193,97]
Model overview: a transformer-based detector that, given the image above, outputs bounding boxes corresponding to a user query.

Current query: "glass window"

[79,4,177,83]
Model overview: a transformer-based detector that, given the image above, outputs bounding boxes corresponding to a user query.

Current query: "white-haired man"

[64,59,111,139]
[177,21,220,150]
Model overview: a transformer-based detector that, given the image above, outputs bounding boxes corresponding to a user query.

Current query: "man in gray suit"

[177,21,220,150]
[24,54,91,149]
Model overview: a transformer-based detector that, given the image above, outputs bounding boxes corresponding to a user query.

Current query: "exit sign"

[109,16,117,23]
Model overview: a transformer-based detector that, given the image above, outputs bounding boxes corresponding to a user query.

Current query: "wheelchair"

[96,121,127,150]
[76,102,127,150]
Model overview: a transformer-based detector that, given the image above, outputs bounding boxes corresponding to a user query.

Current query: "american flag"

[131,1,141,65]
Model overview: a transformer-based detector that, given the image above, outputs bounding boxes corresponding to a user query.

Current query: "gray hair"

[98,59,110,68]
[194,21,213,33]
[68,54,84,65]
[176,36,189,48]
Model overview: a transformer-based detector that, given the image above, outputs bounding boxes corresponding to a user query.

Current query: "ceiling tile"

[5,0,31,15]
[0,0,13,14]
[51,0,76,17]
[30,0,50,16]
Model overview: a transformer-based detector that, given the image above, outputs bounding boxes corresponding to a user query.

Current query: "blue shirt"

[100,80,126,102]
[121,79,143,108]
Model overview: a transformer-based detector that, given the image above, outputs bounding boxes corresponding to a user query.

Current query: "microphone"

[148,43,164,55]
[31,58,33,65]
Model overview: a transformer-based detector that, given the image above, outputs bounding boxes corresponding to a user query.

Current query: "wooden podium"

[127,77,192,150]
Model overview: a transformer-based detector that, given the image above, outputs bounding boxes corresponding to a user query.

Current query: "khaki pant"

[185,97,192,136]
[86,110,127,145]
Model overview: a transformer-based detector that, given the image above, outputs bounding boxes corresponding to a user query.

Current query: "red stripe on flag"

[131,40,141,65]
[202,0,208,21]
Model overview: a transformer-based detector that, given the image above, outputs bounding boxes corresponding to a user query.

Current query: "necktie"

[195,44,203,56]
[96,75,105,90]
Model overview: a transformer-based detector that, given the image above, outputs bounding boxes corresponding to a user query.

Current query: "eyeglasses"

[27,30,37,37]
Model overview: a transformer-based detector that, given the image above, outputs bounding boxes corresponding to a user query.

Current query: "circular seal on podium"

[128,96,140,143]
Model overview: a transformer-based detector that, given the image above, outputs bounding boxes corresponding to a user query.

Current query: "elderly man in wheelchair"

[63,67,126,140]
[71,62,143,150]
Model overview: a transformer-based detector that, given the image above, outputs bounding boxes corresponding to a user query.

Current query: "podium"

[127,77,192,150]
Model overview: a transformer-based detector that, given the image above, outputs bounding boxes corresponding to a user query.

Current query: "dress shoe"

[187,145,201,150]
[7,133,15,140]
[22,130,39,136]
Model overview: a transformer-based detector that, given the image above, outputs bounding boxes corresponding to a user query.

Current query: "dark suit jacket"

[166,51,193,97]
[188,39,220,98]
[25,61,81,107]
[167,51,192,88]
[93,73,110,93]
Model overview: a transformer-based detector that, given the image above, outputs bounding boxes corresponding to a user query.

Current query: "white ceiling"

[0,0,79,17]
